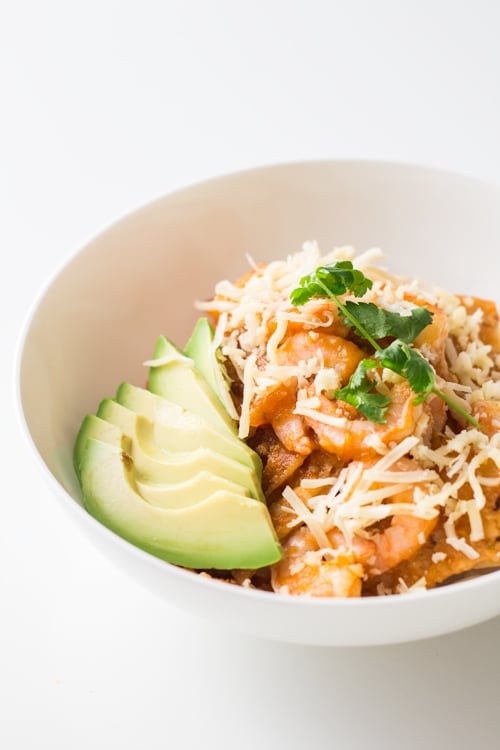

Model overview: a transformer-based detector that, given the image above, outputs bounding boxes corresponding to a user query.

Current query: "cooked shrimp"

[366,457,439,575]
[250,384,314,455]
[271,409,313,455]
[250,330,365,454]
[275,329,365,383]
[270,455,439,594]
[270,527,366,597]
[288,298,352,337]
[304,382,422,461]
[250,382,291,427]
[368,509,438,576]
[408,295,450,378]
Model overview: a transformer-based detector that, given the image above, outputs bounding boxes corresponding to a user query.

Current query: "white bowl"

[17,160,500,646]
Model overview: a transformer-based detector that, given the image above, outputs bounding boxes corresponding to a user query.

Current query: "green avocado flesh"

[81,439,282,569]
[73,326,281,569]
[73,414,124,478]
[135,471,250,509]
[184,318,219,396]
[148,335,237,437]
[115,383,261,475]
[95,398,264,501]
[130,429,265,500]
[184,317,240,423]
[184,316,228,402]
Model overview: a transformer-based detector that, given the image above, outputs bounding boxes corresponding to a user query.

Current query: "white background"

[3,2,500,748]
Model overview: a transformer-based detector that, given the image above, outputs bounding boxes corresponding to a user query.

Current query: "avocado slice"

[184,317,239,421]
[97,397,137,434]
[80,438,282,569]
[115,383,261,475]
[76,414,260,508]
[73,414,125,478]
[130,418,265,501]
[148,335,237,437]
[135,471,250,509]
[95,399,264,501]
[184,318,219,396]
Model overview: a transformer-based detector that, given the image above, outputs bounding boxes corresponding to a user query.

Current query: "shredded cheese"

[200,242,500,581]
[282,486,331,550]
[143,353,193,367]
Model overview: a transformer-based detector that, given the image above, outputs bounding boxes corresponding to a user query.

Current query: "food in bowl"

[73,242,500,598]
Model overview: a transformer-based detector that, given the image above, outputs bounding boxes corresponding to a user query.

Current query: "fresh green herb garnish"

[291,261,379,350]
[375,340,435,402]
[291,261,480,428]
[343,301,433,344]
[335,360,391,424]
[290,261,373,305]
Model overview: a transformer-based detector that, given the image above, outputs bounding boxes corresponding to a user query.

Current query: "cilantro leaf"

[290,283,324,306]
[343,301,433,344]
[290,260,481,429]
[340,358,378,389]
[375,340,435,401]
[335,360,391,423]
[291,261,380,349]
[404,350,435,400]
[290,261,373,306]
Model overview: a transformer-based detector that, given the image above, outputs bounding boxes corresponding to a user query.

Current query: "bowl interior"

[18,161,500,646]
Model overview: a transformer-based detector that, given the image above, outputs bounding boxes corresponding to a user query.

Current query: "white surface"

[3,1,500,747]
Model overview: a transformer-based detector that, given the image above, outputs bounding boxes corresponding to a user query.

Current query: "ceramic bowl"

[17,160,500,646]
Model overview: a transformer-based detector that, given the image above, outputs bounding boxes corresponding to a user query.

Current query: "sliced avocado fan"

[95,397,264,501]
[115,383,261,475]
[184,317,238,420]
[81,438,281,570]
[148,335,237,437]
[73,326,282,570]
[184,317,221,401]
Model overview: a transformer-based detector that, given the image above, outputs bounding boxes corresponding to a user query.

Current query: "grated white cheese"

[470,380,500,403]
[282,486,332,550]
[200,243,500,572]
[314,368,342,398]
[293,405,348,428]
[445,534,480,560]
[238,352,258,439]
[396,576,427,594]
[432,552,448,564]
